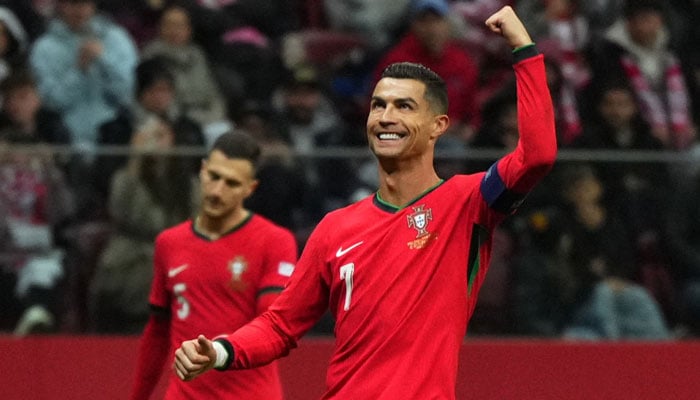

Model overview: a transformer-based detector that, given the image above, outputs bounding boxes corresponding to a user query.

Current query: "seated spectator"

[511,164,672,339]
[0,116,76,336]
[323,0,413,52]
[584,0,695,149]
[88,116,198,334]
[141,4,229,138]
[232,99,310,234]
[271,63,366,231]
[373,0,481,148]
[94,56,204,205]
[28,0,138,151]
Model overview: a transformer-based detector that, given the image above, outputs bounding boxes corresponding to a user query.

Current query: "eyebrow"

[371,96,419,106]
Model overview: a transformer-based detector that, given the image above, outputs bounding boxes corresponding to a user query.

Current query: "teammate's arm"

[129,308,170,400]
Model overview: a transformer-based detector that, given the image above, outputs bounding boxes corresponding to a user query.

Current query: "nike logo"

[168,264,188,278]
[336,241,363,258]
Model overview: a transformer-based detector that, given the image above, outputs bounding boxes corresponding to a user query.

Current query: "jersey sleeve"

[256,225,298,314]
[148,233,170,308]
[258,225,298,294]
[480,46,557,215]
[219,220,332,369]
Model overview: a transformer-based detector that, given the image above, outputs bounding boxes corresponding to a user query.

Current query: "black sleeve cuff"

[512,43,539,63]
[213,338,234,371]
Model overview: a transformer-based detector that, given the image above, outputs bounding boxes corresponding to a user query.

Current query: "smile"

[377,132,406,140]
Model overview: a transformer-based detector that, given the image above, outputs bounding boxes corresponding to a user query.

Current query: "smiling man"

[173,6,557,400]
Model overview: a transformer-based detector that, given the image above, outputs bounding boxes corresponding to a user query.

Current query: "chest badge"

[407,204,437,249]
[228,256,248,291]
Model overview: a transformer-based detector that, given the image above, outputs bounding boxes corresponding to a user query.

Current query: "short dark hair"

[0,69,36,94]
[136,57,175,96]
[623,0,664,18]
[209,131,261,169]
[380,62,448,115]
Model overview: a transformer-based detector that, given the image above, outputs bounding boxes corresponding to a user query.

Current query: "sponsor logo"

[168,264,188,278]
[336,241,364,258]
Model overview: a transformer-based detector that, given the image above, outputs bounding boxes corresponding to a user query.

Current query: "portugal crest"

[228,256,248,291]
[407,204,433,238]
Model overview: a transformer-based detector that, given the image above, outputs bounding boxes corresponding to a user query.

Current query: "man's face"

[160,7,192,46]
[58,1,96,32]
[626,11,663,48]
[283,85,321,125]
[3,85,41,126]
[598,88,637,129]
[139,79,175,115]
[199,150,258,220]
[366,77,446,160]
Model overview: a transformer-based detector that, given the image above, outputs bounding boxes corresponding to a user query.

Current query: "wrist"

[212,338,234,371]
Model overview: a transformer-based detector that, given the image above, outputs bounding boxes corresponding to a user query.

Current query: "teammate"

[173,6,557,399]
[129,131,298,399]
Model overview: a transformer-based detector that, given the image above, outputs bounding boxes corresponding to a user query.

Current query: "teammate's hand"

[173,335,217,381]
[484,6,533,50]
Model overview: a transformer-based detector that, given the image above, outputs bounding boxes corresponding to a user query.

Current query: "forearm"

[499,48,557,193]
[129,313,170,400]
[214,312,297,370]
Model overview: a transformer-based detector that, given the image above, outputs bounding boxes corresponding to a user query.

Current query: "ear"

[431,114,450,140]
[245,179,260,199]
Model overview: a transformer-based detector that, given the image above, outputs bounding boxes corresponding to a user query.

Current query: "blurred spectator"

[0,69,71,156]
[0,115,76,336]
[183,0,295,104]
[511,164,672,339]
[94,56,204,206]
[0,6,28,86]
[141,4,229,139]
[556,163,671,339]
[570,81,672,294]
[28,0,138,152]
[232,100,310,234]
[584,0,696,149]
[373,0,481,148]
[323,0,413,52]
[271,63,366,230]
[88,116,197,334]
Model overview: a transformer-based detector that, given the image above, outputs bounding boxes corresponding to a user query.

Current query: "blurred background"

[1,0,699,344]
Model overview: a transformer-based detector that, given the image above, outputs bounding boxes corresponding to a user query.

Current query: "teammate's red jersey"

[218,48,556,399]
[148,214,297,399]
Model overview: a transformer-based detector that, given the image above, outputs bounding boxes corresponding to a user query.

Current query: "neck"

[195,208,249,240]
[376,158,441,207]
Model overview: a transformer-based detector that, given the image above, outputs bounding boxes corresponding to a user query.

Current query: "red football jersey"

[151,214,297,399]
[221,50,556,399]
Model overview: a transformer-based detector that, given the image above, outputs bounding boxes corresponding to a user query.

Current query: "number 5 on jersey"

[339,263,354,311]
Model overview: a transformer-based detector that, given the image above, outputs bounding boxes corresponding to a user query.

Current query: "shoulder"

[155,220,193,244]
[250,214,296,240]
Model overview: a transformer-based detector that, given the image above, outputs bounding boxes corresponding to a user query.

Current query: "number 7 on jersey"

[339,263,354,311]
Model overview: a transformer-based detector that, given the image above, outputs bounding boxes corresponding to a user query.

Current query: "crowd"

[0,0,698,339]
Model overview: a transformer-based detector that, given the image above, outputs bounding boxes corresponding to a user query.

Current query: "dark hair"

[210,131,261,168]
[0,69,36,94]
[623,0,665,18]
[136,57,175,96]
[380,62,448,115]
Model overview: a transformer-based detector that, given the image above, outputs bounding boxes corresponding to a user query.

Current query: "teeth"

[378,133,401,140]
